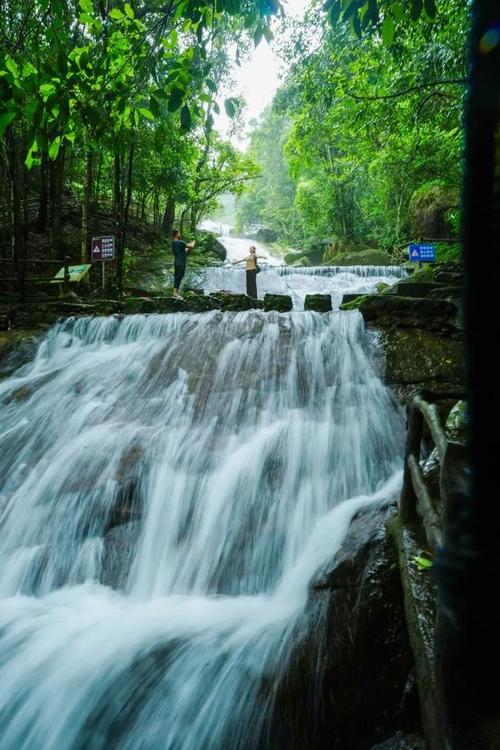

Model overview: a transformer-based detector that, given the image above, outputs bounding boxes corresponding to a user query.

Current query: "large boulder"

[0,329,45,379]
[272,499,421,749]
[409,182,459,240]
[256,227,278,243]
[193,230,227,261]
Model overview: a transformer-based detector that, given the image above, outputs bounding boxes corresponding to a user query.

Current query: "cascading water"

[0,272,405,749]
[200,263,406,309]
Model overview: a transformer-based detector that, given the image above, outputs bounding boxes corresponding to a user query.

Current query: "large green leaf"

[381,15,395,46]
[180,104,192,130]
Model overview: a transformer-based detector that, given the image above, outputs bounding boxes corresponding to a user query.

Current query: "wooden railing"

[392,393,469,750]
[400,394,447,552]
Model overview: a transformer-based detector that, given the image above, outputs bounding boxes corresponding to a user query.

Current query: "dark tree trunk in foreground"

[434,1,500,748]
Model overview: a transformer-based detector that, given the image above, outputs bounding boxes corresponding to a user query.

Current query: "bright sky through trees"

[217,0,311,146]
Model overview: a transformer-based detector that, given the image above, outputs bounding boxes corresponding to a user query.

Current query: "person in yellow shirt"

[232,246,263,298]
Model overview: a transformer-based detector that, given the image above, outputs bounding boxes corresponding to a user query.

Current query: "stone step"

[393,282,451,298]
[263,293,293,312]
[304,293,332,312]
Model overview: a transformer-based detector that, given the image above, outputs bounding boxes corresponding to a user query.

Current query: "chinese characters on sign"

[91,236,115,262]
[408,243,436,262]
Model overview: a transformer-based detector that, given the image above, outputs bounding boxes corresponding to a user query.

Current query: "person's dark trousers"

[246,269,257,298]
[174,264,186,290]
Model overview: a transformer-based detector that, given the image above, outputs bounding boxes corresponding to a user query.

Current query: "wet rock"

[358,294,459,335]
[445,400,468,445]
[210,292,264,311]
[101,521,141,589]
[272,500,421,750]
[304,294,332,312]
[409,183,459,239]
[263,294,293,312]
[256,227,278,243]
[0,329,45,379]
[378,329,465,397]
[369,731,426,750]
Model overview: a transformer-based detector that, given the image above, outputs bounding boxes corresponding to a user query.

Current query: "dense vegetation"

[0,0,468,293]
[237,0,468,262]
[0,0,267,289]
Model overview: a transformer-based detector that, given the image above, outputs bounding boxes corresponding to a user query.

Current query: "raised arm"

[231,257,248,265]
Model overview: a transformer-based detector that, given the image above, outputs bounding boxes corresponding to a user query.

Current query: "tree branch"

[344,78,467,101]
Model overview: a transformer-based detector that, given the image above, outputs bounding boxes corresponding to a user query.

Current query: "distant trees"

[0,0,267,286]
[237,0,467,253]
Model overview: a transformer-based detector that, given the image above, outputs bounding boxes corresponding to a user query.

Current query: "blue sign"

[408,243,436,262]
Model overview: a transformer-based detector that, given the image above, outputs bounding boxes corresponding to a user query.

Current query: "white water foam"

[0,302,404,748]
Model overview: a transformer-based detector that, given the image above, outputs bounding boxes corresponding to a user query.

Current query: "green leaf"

[124,2,134,18]
[149,96,161,116]
[263,25,273,43]
[40,83,56,97]
[390,2,404,21]
[79,12,94,25]
[213,102,220,115]
[381,15,395,46]
[424,0,436,19]
[254,27,264,45]
[168,86,184,112]
[5,56,19,78]
[25,139,41,170]
[109,8,124,19]
[48,136,61,161]
[138,107,155,120]
[79,0,93,12]
[206,79,217,93]
[180,104,192,130]
[205,112,214,131]
[224,98,236,118]
[351,11,361,37]
[411,0,423,21]
[343,0,359,22]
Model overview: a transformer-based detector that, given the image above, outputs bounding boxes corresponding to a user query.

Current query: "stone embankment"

[340,261,465,400]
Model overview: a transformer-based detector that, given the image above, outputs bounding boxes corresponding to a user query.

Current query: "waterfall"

[0,300,404,748]
[200,264,407,310]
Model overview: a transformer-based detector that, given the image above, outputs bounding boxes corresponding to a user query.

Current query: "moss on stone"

[339,294,369,311]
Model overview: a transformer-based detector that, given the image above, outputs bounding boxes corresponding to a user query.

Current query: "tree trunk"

[116,140,134,294]
[161,197,175,237]
[38,152,49,234]
[81,146,93,263]
[48,145,66,259]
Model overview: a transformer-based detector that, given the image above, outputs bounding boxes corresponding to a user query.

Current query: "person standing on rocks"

[232,246,263,299]
[172,229,195,299]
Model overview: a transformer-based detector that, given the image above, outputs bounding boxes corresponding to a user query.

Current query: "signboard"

[91,235,115,261]
[50,264,91,283]
[408,243,436,262]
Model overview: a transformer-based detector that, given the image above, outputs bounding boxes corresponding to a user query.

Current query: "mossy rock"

[379,328,466,394]
[329,249,393,266]
[339,294,369,311]
[263,294,293,312]
[409,182,459,240]
[210,292,264,311]
[304,294,332,312]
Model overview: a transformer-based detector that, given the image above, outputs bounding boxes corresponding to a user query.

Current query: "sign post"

[91,236,115,288]
[408,243,436,267]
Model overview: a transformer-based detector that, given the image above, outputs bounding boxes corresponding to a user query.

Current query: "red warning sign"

[91,236,115,261]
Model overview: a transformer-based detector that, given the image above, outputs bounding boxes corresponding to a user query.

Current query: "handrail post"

[62,255,70,295]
